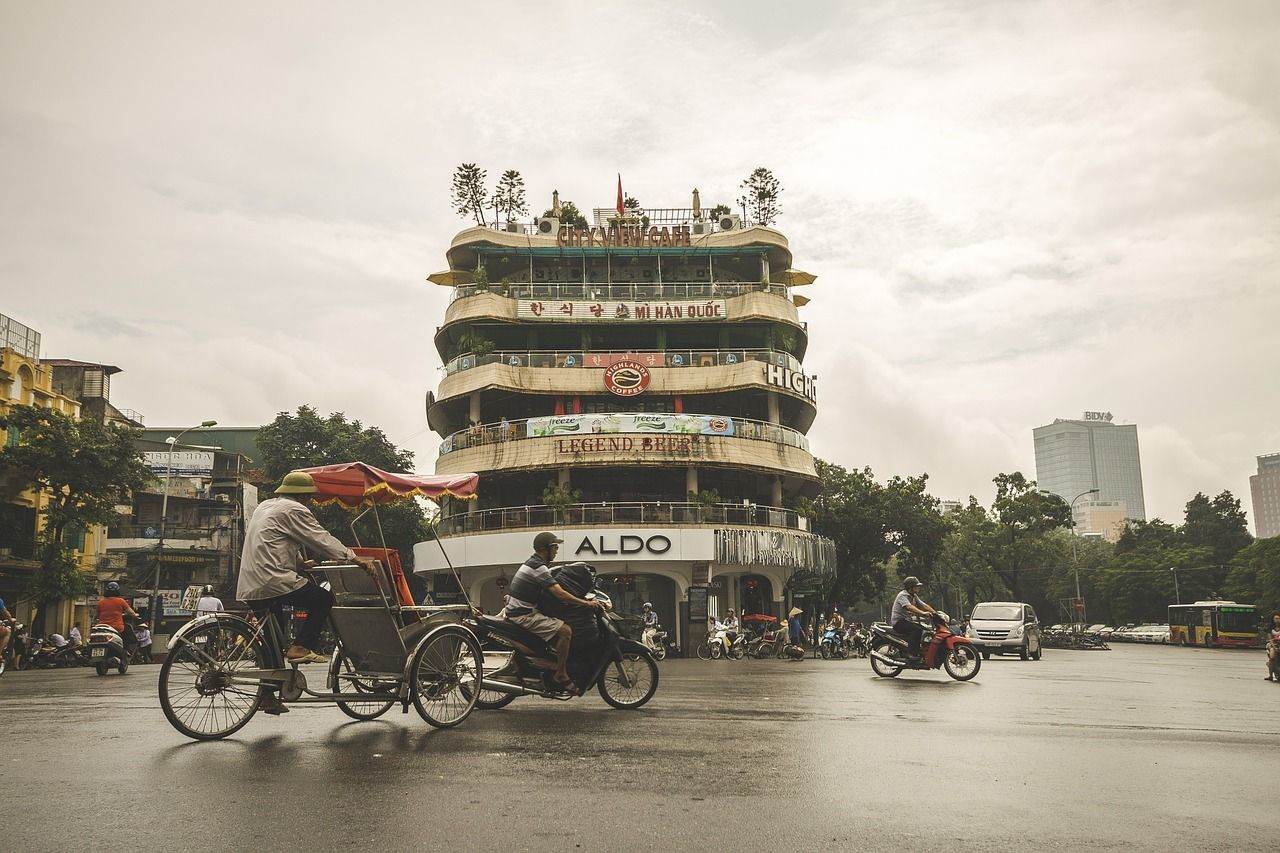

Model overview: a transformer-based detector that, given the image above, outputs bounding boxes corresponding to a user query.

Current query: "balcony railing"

[450,281,788,303]
[439,413,810,456]
[443,348,802,377]
[438,502,805,536]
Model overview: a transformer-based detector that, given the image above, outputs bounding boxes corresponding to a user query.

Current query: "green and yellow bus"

[1167,601,1261,648]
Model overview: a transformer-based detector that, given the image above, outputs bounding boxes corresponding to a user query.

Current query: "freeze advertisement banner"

[527,413,735,438]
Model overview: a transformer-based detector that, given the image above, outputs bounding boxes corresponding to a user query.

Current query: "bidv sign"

[765,363,817,401]
[575,533,672,557]
[1083,411,1114,422]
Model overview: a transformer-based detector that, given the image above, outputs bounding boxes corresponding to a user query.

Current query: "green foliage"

[988,472,1073,599]
[1225,538,1280,615]
[708,203,731,220]
[737,167,782,225]
[472,265,490,288]
[1182,491,1252,564]
[451,163,489,226]
[449,330,495,360]
[489,169,528,224]
[25,536,93,608]
[256,406,430,568]
[544,200,588,229]
[0,405,150,612]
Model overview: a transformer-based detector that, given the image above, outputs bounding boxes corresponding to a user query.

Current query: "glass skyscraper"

[1033,414,1146,534]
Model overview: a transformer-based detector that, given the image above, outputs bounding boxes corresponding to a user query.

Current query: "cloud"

[1,1,1277,527]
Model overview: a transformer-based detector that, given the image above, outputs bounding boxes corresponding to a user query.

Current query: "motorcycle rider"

[828,609,845,631]
[641,602,660,651]
[722,609,740,647]
[499,532,605,694]
[96,582,140,659]
[0,596,13,664]
[891,577,936,659]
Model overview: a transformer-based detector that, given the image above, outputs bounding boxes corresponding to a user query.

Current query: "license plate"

[91,648,105,658]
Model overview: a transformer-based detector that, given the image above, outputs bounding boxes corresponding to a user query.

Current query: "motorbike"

[847,626,871,658]
[465,562,659,710]
[641,623,668,661]
[0,621,23,675]
[86,623,130,676]
[819,626,849,660]
[697,626,746,660]
[25,637,83,669]
[869,612,981,681]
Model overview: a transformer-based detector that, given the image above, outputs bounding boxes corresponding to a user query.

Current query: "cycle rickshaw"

[158,463,484,741]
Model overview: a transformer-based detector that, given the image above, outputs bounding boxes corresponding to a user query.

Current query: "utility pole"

[152,420,216,635]
[1170,566,1181,605]
[1068,488,1100,626]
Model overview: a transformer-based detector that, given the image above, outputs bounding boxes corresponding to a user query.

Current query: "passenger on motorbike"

[890,577,936,659]
[722,610,740,645]
[499,532,605,694]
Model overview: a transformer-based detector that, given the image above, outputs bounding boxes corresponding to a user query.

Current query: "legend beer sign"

[765,363,817,401]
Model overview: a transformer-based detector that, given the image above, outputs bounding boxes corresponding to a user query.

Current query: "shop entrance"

[596,572,680,648]
[737,574,774,618]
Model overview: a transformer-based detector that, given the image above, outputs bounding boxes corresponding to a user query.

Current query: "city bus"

[1167,601,1262,648]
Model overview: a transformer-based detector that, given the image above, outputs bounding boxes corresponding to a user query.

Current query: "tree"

[1224,537,1280,614]
[708,203,731,220]
[489,169,528,225]
[623,195,641,213]
[544,200,588,229]
[737,167,782,225]
[256,407,432,576]
[451,163,489,226]
[988,472,1072,599]
[0,405,151,629]
[1182,491,1252,565]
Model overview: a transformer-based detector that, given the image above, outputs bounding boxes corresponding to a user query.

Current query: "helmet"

[902,576,922,590]
[642,602,653,610]
[275,471,318,495]
[203,585,215,596]
[104,581,120,595]
[533,531,564,551]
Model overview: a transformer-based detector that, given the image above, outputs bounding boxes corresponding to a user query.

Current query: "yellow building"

[1,312,107,635]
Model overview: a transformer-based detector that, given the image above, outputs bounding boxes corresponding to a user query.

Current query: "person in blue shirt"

[787,606,808,645]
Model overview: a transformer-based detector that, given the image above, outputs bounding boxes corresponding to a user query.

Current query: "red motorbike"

[869,612,981,681]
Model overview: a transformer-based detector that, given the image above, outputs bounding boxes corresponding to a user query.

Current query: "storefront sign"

[518,299,725,322]
[1083,411,1113,422]
[160,589,189,617]
[415,528,716,570]
[603,360,650,397]
[574,533,672,557]
[143,451,215,477]
[688,587,709,621]
[557,224,692,248]
[555,435,702,456]
[764,363,817,401]
[529,413,734,438]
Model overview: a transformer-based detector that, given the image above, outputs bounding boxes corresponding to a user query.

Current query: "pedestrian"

[136,623,153,663]
[788,606,807,645]
[1266,611,1280,681]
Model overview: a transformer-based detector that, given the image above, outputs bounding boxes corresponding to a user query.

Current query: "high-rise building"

[1033,411,1146,535]
[1250,452,1280,539]
[413,193,835,653]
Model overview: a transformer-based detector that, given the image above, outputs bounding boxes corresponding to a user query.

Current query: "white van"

[965,601,1043,660]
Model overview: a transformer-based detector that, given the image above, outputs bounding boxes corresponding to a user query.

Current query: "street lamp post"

[1068,488,1100,626]
[1170,566,1181,605]
[151,420,217,633]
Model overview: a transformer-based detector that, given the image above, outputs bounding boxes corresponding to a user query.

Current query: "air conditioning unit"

[536,217,560,236]
[504,221,521,233]
[214,493,230,503]
[718,214,742,232]
[691,220,713,237]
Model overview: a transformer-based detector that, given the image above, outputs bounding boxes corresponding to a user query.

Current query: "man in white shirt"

[195,586,224,617]
[890,576,935,659]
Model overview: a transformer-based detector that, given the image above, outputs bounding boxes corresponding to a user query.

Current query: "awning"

[298,462,479,508]
[792,294,811,307]
[427,270,475,286]
[776,269,817,286]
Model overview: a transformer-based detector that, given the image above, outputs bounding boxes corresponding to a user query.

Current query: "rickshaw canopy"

[297,462,478,508]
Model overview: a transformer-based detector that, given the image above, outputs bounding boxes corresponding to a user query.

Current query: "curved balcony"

[449,281,788,303]
[442,347,802,377]
[438,501,808,536]
[439,413,810,456]
[433,428,818,483]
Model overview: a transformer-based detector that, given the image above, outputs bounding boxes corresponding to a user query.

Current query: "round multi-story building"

[414,196,834,653]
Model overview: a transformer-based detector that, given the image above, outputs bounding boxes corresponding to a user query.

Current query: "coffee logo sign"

[604,360,650,397]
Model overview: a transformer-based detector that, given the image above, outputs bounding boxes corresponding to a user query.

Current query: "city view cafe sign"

[557,224,692,248]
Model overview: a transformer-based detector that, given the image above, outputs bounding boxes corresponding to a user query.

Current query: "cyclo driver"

[890,576,936,659]
[499,532,605,694]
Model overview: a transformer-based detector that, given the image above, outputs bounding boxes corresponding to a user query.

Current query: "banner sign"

[143,451,214,478]
[528,413,734,438]
[160,589,189,617]
[764,363,817,401]
[555,435,703,456]
[517,299,725,322]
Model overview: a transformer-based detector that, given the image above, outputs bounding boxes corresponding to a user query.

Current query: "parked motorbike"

[465,562,659,710]
[869,612,981,681]
[847,626,872,658]
[641,624,668,661]
[86,623,130,676]
[25,637,83,669]
[697,626,746,660]
[819,627,849,660]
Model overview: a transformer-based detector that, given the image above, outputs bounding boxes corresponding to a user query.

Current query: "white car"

[1129,624,1170,643]
[965,601,1043,661]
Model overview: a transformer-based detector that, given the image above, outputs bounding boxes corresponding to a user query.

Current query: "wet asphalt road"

[2,643,1278,852]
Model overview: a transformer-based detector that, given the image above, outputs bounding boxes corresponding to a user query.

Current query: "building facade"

[1033,412,1146,535]
[414,199,835,652]
[1250,452,1280,539]
[0,313,109,634]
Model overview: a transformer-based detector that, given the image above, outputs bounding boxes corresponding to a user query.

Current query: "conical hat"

[788,607,803,617]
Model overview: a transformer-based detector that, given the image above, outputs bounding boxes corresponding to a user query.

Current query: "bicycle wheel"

[459,653,518,710]
[696,641,712,660]
[159,619,268,741]
[411,626,483,728]
[329,650,396,721]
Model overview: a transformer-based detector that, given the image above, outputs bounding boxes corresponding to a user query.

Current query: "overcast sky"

[2,2,1277,526]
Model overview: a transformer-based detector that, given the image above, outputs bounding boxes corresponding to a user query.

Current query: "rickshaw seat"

[310,564,407,674]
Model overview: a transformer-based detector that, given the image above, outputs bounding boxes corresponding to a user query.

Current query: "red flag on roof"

[616,174,624,217]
